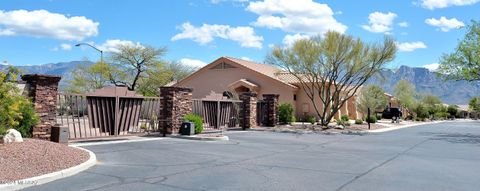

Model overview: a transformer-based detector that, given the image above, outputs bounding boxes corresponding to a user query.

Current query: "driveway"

[26,121,480,191]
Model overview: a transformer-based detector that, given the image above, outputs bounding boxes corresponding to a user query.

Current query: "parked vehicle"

[382,107,402,119]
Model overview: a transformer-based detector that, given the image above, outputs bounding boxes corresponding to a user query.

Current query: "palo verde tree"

[136,61,194,96]
[469,97,480,112]
[108,44,167,91]
[438,20,480,81]
[356,85,388,114]
[268,31,396,126]
[393,80,417,117]
[66,61,111,94]
[67,44,193,95]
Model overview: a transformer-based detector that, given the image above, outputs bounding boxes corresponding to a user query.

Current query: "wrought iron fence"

[56,93,161,140]
[257,100,267,126]
[192,99,242,131]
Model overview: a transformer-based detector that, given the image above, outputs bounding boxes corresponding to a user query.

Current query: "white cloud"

[246,0,347,35]
[171,22,263,49]
[97,39,143,53]
[362,12,397,34]
[398,22,409,27]
[396,41,427,52]
[210,0,249,4]
[240,56,252,61]
[52,43,73,51]
[423,63,439,71]
[1,61,10,66]
[425,17,464,32]
[420,0,480,9]
[60,43,72,50]
[282,33,310,46]
[0,9,98,41]
[179,58,207,68]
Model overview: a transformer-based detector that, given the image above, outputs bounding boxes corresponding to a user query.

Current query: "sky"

[0,0,479,70]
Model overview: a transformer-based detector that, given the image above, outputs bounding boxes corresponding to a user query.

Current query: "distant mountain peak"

[367,65,479,105]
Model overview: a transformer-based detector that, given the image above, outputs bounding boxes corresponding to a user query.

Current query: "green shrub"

[337,120,350,126]
[415,103,430,119]
[0,68,39,137]
[15,101,39,137]
[355,119,363,124]
[306,115,316,124]
[365,115,377,123]
[0,128,5,136]
[279,103,295,124]
[184,114,203,134]
[434,112,449,120]
[336,115,351,126]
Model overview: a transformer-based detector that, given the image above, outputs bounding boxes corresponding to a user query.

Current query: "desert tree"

[136,61,194,96]
[108,44,166,91]
[66,61,111,93]
[393,80,417,117]
[268,31,396,126]
[469,97,480,112]
[67,44,173,94]
[356,85,388,114]
[438,20,480,81]
[420,94,444,118]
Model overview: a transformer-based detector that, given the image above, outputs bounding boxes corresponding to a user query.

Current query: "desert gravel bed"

[256,123,384,134]
[0,139,89,181]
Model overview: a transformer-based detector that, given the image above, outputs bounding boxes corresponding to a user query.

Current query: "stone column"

[159,87,193,135]
[263,94,279,127]
[239,92,257,129]
[21,74,62,140]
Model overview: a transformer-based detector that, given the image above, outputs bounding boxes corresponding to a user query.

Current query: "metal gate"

[56,89,160,140]
[192,99,242,131]
[257,100,267,126]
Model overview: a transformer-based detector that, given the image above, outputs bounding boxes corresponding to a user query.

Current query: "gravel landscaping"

[255,122,385,134]
[0,139,89,181]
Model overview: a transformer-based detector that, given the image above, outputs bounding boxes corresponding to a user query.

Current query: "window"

[211,62,236,69]
[293,94,297,101]
[223,91,234,99]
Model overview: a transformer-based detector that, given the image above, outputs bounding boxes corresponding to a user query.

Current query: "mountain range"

[0,61,93,88]
[366,66,480,105]
[1,61,478,104]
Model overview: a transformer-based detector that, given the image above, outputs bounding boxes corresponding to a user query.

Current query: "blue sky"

[0,0,479,70]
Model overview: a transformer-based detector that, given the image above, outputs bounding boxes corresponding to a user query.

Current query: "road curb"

[367,121,444,133]
[0,146,96,191]
[172,135,229,141]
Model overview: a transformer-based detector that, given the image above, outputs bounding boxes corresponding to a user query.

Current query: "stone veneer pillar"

[21,74,62,140]
[239,92,257,129]
[263,94,279,127]
[159,87,193,135]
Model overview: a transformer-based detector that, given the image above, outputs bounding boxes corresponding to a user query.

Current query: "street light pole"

[75,42,103,62]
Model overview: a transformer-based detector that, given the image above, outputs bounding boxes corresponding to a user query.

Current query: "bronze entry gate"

[56,87,160,139]
[192,99,242,131]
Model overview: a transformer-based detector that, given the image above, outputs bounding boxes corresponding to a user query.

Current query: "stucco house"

[171,57,360,121]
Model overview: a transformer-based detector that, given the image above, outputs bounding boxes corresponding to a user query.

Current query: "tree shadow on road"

[421,132,480,145]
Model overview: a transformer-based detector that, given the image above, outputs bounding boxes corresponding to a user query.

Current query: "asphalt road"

[26,121,480,191]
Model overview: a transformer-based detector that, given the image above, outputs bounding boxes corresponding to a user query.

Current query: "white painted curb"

[0,146,97,191]
[173,135,229,141]
[367,121,444,133]
[71,137,165,147]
